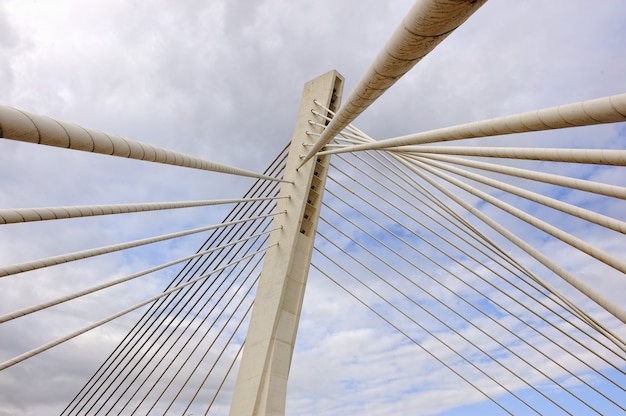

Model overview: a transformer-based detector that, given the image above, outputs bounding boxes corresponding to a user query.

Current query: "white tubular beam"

[0,197,283,224]
[0,212,281,278]
[0,228,275,324]
[318,93,626,155]
[410,155,626,233]
[0,246,273,372]
[410,158,626,274]
[383,145,626,165]
[392,154,626,325]
[299,0,486,165]
[0,105,282,182]
[412,153,626,199]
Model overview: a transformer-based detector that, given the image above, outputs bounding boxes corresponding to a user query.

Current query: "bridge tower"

[229,71,343,415]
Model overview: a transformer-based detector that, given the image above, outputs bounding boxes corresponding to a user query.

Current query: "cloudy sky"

[0,0,625,415]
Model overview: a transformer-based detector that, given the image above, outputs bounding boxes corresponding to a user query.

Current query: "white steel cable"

[321,116,626,309]
[0,245,275,371]
[309,109,333,124]
[316,94,626,156]
[320,147,620,412]
[317,219,611,414]
[87,185,280,413]
[356,150,626,362]
[188,304,253,416]
[73,207,275,410]
[330,140,624,351]
[409,152,626,199]
[140,270,259,414]
[62,146,288,416]
[407,154,626,234]
[333,152,617,345]
[324,189,626,388]
[382,146,626,165]
[335,133,367,145]
[311,262,515,415]
[313,252,528,414]
[205,341,245,416]
[84,228,272,415]
[390,152,626,326]
[316,96,626,292]
[326,123,624,349]
[308,108,377,149]
[299,0,487,165]
[0,211,284,278]
[406,157,626,275]
[0,105,285,182]
[118,249,266,415]
[368,149,626,345]
[321,184,625,405]
[312,100,367,137]
[176,282,257,416]
[0,228,277,324]
[308,118,370,146]
[329,153,626,351]
[0,197,286,224]
[316,93,626,156]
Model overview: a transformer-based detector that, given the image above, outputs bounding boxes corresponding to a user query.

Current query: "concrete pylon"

[229,70,344,415]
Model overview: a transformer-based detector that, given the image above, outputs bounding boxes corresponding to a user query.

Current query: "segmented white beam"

[299,0,486,165]
[0,246,273,372]
[0,105,282,181]
[0,229,275,324]
[411,153,626,199]
[387,146,626,165]
[0,197,284,224]
[410,157,626,275]
[0,212,281,278]
[317,93,626,155]
[409,154,626,233]
[392,153,626,325]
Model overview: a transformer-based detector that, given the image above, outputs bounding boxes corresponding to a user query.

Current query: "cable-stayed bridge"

[1,1,625,415]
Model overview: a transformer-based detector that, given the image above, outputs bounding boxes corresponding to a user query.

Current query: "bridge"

[1,1,625,415]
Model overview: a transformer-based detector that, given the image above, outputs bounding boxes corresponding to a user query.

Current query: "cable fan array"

[306,99,626,415]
